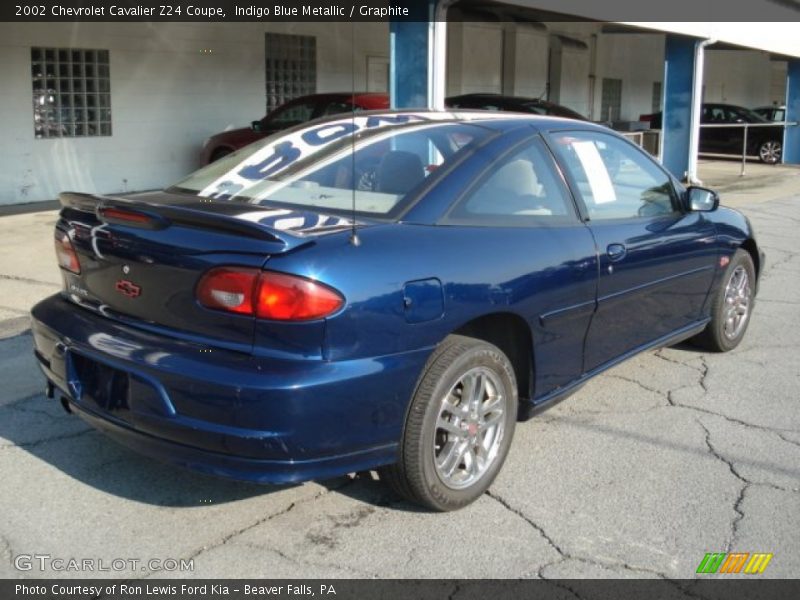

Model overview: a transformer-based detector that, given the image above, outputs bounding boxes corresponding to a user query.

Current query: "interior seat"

[376,151,425,195]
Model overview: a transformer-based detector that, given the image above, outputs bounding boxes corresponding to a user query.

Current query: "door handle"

[606,243,627,262]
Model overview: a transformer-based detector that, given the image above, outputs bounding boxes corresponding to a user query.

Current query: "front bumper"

[31,294,430,484]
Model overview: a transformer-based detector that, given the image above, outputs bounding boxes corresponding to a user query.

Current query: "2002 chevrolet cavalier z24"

[32,110,763,510]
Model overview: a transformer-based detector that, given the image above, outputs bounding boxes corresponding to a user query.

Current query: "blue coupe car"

[31,110,762,510]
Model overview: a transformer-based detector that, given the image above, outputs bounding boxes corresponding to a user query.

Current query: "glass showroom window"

[31,47,112,139]
[264,33,316,114]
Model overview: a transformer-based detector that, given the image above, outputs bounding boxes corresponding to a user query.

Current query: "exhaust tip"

[59,396,72,414]
[45,381,55,399]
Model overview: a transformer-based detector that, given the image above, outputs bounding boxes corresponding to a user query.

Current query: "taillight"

[54,230,80,274]
[196,268,344,321]
[196,267,258,315]
[255,271,344,321]
[98,207,152,224]
[97,206,168,229]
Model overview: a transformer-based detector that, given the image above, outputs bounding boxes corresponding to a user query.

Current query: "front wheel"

[380,335,517,511]
[693,249,756,352]
[758,140,782,164]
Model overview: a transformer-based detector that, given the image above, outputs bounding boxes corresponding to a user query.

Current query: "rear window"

[172,115,492,217]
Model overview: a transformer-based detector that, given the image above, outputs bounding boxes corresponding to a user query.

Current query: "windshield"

[171,114,493,217]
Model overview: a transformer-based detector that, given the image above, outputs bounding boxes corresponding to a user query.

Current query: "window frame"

[542,128,686,223]
[30,46,112,139]
[438,133,582,228]
[264,32,317,115]
[600,77,623,122]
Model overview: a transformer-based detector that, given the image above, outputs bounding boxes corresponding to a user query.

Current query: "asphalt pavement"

[0,160,797,580]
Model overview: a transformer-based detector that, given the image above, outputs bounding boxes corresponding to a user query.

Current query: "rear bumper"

[31,294,430,484]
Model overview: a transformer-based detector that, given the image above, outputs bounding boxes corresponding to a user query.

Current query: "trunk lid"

[57,191,356,353]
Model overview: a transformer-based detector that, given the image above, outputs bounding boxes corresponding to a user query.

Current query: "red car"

[200,92,389,164]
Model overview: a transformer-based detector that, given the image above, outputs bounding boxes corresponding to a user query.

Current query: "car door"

[441,134,598,397]
[701,105,731,153]
[699,105,716,153]
[722,106,750,154]
[547,130,717,372]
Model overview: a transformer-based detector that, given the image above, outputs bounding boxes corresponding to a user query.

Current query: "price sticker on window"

[572,141,617,204]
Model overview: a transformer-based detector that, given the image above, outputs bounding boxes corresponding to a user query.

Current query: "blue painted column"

[784,59,800,164]
[390,1,435,109]
[660,35,696,180]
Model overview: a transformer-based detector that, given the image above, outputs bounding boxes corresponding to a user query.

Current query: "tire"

[380,334,517,511]
[758,140,782,164]
[693,249,756,352]
[210,147,233,163]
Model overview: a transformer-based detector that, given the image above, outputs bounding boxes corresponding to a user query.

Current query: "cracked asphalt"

[0,161,798,580]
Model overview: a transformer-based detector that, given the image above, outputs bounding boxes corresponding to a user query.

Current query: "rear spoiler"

[59,192,312,252]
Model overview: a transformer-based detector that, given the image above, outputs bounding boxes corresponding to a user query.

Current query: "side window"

[727,107,745,122]
[551,131,678,220]
[446,137,575,226]
[265,101,316,129]
[710,107,728,122]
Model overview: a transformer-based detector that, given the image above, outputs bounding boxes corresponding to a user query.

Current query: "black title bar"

[5,1,430,22]
[5,579,800,600]
[4,0,800,22]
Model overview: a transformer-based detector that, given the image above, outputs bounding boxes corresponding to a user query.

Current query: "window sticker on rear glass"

[196,114,437,200]
[571,140,616,204]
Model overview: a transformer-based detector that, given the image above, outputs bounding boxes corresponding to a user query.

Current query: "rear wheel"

[381,335,517,511]
[758,140,782,164]
[693,249,755,352]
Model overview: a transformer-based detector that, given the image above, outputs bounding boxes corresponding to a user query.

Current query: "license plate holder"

[70,353,130,412]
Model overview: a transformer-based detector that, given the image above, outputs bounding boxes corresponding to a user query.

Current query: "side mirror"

[688,186,719,212]
[251,120,262,132]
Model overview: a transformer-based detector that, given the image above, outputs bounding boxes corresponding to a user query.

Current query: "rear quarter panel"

[265,221,598,396]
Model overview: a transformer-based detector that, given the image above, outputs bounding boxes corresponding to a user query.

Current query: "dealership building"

[1,0,799,205]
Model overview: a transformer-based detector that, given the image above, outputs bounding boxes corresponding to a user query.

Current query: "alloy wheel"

[759,141,782,164]
[723,265,752,340]
[433,366,506,490]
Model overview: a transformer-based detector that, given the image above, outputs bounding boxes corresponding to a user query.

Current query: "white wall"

[449,21,791,124]
[0,21,388,204]
[512,27,549,98]
[770,61,788,107]
[446,23,504,95]
[704,50,774,108]
[595,33,665,121]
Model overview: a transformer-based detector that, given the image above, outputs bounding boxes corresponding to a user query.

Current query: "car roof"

[448,93,543,102]
[704,102,751,110]
[446,93,557,108]
[295,92,386,100]
[295,108,607,134]
[445,94,587,119]
[274,92,389,110]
